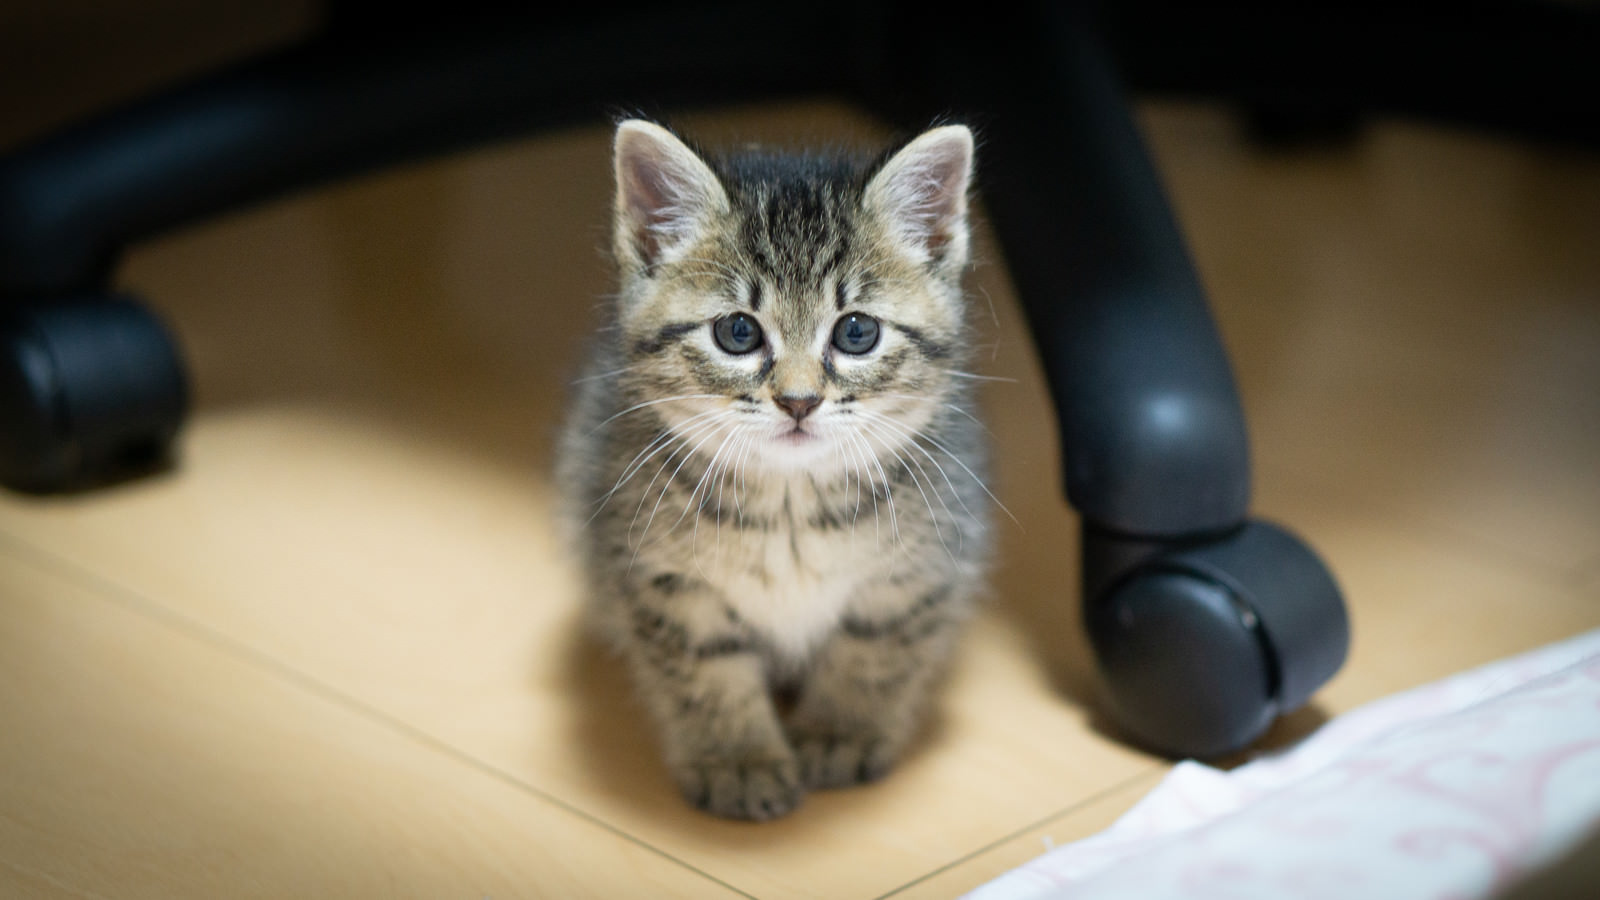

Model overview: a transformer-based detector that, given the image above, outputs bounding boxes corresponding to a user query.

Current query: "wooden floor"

[3,16,1598,899]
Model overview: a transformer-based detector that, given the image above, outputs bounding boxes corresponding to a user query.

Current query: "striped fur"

[557,120,993,820]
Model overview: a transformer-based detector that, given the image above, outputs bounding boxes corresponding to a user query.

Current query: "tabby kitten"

[558,119,993,821]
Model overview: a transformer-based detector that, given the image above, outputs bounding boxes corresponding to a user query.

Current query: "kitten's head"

[609,119,975,474]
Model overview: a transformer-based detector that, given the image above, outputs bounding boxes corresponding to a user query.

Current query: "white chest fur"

[670,479,915,663]
[719,525,880,661]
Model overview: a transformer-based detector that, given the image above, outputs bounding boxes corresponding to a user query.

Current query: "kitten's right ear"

[864,125,974,269]
[613,120,728,272]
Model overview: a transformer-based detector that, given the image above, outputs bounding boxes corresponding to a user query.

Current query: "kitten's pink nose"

[775,394,821,422]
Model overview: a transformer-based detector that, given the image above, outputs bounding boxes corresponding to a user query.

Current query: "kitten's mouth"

[776,426,814,445]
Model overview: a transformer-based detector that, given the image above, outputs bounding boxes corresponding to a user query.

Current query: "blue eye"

[713,313,763,354]
[831,313,881,354]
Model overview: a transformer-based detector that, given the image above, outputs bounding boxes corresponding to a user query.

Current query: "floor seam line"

[0,528,760,900]
[870,767,1165,900]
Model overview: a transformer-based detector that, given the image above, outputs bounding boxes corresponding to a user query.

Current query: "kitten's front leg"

[619,587,800,821]
[788,584,969,789]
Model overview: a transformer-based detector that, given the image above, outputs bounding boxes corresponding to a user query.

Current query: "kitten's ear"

[865,125,974,268]
[613,120,729,272]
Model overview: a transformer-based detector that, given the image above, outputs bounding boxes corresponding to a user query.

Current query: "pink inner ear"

[915,151,969,245]
[922,162,961,254]
[875,129,972,260]
[619,152,674,264]
[614,124,723,269]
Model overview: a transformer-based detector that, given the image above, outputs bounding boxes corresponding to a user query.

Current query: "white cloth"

[970,628,1600,900]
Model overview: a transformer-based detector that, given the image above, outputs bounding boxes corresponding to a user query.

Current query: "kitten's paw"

[792,732,897,789]
[674,755,802,822]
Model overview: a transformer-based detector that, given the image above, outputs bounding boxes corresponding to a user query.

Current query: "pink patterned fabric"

[971,629,1600,900]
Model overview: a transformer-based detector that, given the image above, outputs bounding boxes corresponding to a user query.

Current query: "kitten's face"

[621,248,961,473]
[611,122,974,476]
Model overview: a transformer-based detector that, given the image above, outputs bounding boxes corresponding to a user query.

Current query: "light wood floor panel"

[0,542,743,900]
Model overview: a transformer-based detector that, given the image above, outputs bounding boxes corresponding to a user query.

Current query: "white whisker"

[857,410,979,529]
[589,409,725,523]
[941,369,1017,384]
[857,418,958,560]
[684,426,743,577]
[850,429,902,556]
[975,282,1000,329]
[627,412,734,546]
[571,364,640,385]
[862,409,1019,528]
[842,431,881,550]
[587,393,723,435]
[714,431,753,560]
[879,393,995,436]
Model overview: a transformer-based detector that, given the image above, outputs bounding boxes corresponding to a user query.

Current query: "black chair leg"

[900,4,1349,757]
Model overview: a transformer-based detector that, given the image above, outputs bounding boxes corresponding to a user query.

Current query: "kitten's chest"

[705,482,898,658]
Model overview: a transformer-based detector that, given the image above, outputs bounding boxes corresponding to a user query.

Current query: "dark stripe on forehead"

[750,245,773,274]
[821,243,849,283]
[634,321,702,356]
[716,152,866,288]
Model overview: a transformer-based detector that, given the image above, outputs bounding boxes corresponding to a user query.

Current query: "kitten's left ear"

[865,125,974,269]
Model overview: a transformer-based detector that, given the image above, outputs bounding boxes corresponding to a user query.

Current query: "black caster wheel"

[0,295,188,492]
[1084,520,1349,759]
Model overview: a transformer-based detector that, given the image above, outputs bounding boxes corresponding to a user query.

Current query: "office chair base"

[0,295,188,493]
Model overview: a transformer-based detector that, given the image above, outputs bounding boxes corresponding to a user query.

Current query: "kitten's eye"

[831,313,881,355]
[713,313,764,354]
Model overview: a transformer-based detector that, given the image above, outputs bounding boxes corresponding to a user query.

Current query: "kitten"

[558,119,993,821]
